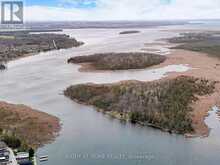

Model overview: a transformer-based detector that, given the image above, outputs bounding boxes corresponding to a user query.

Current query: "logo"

[1,1,23,24]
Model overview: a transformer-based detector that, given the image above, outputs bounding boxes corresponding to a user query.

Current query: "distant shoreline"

[0,31,84,64]
[119,30,140,35]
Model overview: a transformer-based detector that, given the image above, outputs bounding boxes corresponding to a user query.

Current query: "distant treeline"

[169,32,220,58]
[0,31,84,63]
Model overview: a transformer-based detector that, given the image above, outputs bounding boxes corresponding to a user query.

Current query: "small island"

[64,76,216,136]
[67,52,166,71]
[0,101,60,149]
[119,30,140,35]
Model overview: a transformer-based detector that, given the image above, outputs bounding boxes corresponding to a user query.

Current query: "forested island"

[64,76,216,135]
[67,52,166,71]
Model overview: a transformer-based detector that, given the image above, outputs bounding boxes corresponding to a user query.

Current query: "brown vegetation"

[0,101,60,149]
[0,32,84,63]
[68,52,166,71]
[64,76,215,135]
[168,32,220,58]
[150,49,220,136]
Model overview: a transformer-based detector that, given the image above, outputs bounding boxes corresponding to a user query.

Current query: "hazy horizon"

[11,0,220,21]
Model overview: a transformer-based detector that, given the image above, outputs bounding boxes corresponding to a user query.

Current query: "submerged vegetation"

[64,76,215,134]
[68,52,166,70]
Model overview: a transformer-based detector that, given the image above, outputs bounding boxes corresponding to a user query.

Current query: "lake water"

[0,25,220,165]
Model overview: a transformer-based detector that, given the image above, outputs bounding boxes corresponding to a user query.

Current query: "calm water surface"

[0,26,220,165]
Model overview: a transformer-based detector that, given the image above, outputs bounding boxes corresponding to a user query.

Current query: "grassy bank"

[68,52,166,70]
[0,102,60,149]
[64,76,215,135]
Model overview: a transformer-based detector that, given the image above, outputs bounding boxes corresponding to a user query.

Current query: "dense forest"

[64,76,215,134]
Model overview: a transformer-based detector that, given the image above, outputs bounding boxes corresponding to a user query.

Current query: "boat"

[39,155,48,162]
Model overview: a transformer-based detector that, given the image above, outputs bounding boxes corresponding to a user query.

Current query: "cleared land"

[67,52,166,71]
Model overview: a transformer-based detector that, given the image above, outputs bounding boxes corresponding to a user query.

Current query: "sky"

[19,0,220,21]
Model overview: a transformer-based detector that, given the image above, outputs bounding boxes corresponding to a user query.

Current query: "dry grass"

[0,102,60,149]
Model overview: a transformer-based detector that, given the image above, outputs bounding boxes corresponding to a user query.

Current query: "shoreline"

[0,32,84,65]
[2,29,220,141]
[68,53,166,72]
[66,97,179,135]
[0,101,61,149]
[152,49,220,137]
[64,75,215,137]
[66,49,220,138]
